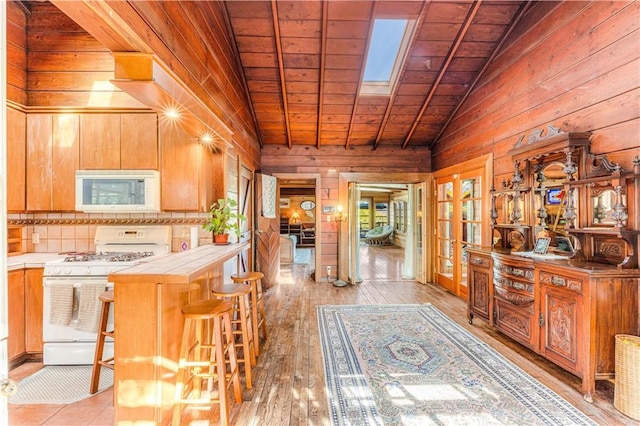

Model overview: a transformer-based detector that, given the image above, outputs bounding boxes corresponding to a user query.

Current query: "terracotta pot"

[214,233,229,244]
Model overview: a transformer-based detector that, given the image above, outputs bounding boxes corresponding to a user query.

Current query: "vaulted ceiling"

[224,1,529,150]
[40,0,530,153]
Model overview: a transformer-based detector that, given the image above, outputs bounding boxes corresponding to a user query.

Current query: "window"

[374,202,388,227]
[359,199,372,235]
[360,18,416,96]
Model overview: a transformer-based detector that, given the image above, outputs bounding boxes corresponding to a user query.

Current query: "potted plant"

[203,198,246,244]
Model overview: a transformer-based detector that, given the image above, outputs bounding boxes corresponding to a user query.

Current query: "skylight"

[361,18,415,96]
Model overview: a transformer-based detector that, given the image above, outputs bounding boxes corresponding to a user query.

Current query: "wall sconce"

[334,205,347,222]
[290,210,300,224]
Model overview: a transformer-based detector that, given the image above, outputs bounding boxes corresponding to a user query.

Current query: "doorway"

[357,183,408,282]
[273,173,322,281]
[337,172,431,285]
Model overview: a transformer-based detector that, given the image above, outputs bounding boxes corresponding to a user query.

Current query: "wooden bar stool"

[211,283,257,389]
[231,272,267,356]
[172,299,242,426]
[90,290,114,395]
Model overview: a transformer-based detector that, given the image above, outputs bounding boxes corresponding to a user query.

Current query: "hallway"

[359,243,408,281]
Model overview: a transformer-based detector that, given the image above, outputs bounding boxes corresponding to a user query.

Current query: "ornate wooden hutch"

[467,126,640,402]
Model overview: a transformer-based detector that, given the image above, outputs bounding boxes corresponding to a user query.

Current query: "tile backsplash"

[8,212,213,254]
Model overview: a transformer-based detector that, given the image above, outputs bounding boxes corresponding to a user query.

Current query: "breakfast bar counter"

[108,242,250,425]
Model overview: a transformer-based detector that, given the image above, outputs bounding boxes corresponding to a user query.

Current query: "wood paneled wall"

[432,1,640,186]
[46,0,261,169]
[25,2,143,108]
[7,1,27,105]
[262,144,431,279]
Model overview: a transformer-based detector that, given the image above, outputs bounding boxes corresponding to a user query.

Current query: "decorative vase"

[214,233,229,244]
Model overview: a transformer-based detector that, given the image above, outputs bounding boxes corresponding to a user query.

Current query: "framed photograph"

[533,237,551,254]
[279,198,290,208]
[546,188,563,205]
[322,205,336,214]
[555,236,574,253]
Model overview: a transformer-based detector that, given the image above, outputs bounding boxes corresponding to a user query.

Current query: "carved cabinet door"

[468,265,490,322]
[539,284,582,376]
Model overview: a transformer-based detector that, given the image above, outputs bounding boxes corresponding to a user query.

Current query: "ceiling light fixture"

[164,107,180,119]
[199,132,214,145]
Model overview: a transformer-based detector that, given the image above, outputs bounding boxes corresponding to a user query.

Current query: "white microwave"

[75,170,161,212]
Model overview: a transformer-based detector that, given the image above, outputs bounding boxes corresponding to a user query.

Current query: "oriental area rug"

[317,304,596,426]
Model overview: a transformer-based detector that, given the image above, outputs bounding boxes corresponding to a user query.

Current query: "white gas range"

[42,225,172,365]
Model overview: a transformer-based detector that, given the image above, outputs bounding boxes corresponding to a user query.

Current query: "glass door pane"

[436,179,455,293]
[415,184,425,283]
[459,175,482,296]
[358,198,372,238]
[435,170,485,298]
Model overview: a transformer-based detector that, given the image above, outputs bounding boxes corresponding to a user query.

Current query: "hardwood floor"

[9,245,634,425]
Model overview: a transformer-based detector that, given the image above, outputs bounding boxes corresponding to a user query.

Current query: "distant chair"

[364,225,393,246]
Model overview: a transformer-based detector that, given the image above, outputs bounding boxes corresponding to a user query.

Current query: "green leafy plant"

[203,198,247,237]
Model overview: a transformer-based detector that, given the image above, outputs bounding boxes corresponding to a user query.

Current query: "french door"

[435,171,484,298]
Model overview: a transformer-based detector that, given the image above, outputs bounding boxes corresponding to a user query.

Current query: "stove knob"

[63,267,72,275]
[84,266,92,275]
[51,267,61,275]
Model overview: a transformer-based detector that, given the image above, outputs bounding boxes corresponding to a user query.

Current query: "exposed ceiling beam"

[271,0,293,149]
[316,0,328,149]
[401,0,483,149]
[111,52,233,146]
[372,0,431,151]
[50,0,148,52]
[429,0,534,150]
[222,2,264,149]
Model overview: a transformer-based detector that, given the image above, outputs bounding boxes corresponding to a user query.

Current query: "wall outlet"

[326,266,331,277]
[32,233,40,244]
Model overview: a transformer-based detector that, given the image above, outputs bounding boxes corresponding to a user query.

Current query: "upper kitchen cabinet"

[26,113,79,211]
[80,114,120,169]
[120,114,158,170]
[7,107,26,212]
[160,120,223,211]
[80,113,158,170]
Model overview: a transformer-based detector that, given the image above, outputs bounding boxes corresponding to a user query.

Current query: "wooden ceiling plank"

[372,0,430,150]
[430,1,533,150]
[401,0,483,149]
[317,0,328,149]
[271,0,293,148]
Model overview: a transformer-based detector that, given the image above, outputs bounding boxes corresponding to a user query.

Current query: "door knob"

[0,378,18,398]
[256,229,264,234]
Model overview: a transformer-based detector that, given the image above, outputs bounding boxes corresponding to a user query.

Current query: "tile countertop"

[7,253,67,271]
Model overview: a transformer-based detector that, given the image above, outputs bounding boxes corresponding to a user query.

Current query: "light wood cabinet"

[80,113,158,170]
[7,268,45,363]
[26,112,158,211]
[80,114,121,169]
[8,270,26,361]
[26,113,79,211]
[25,268,44,353]
[120,113,158,170]
[466,248,492,324]
[160,120,222,211]
[7,107,26,212]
